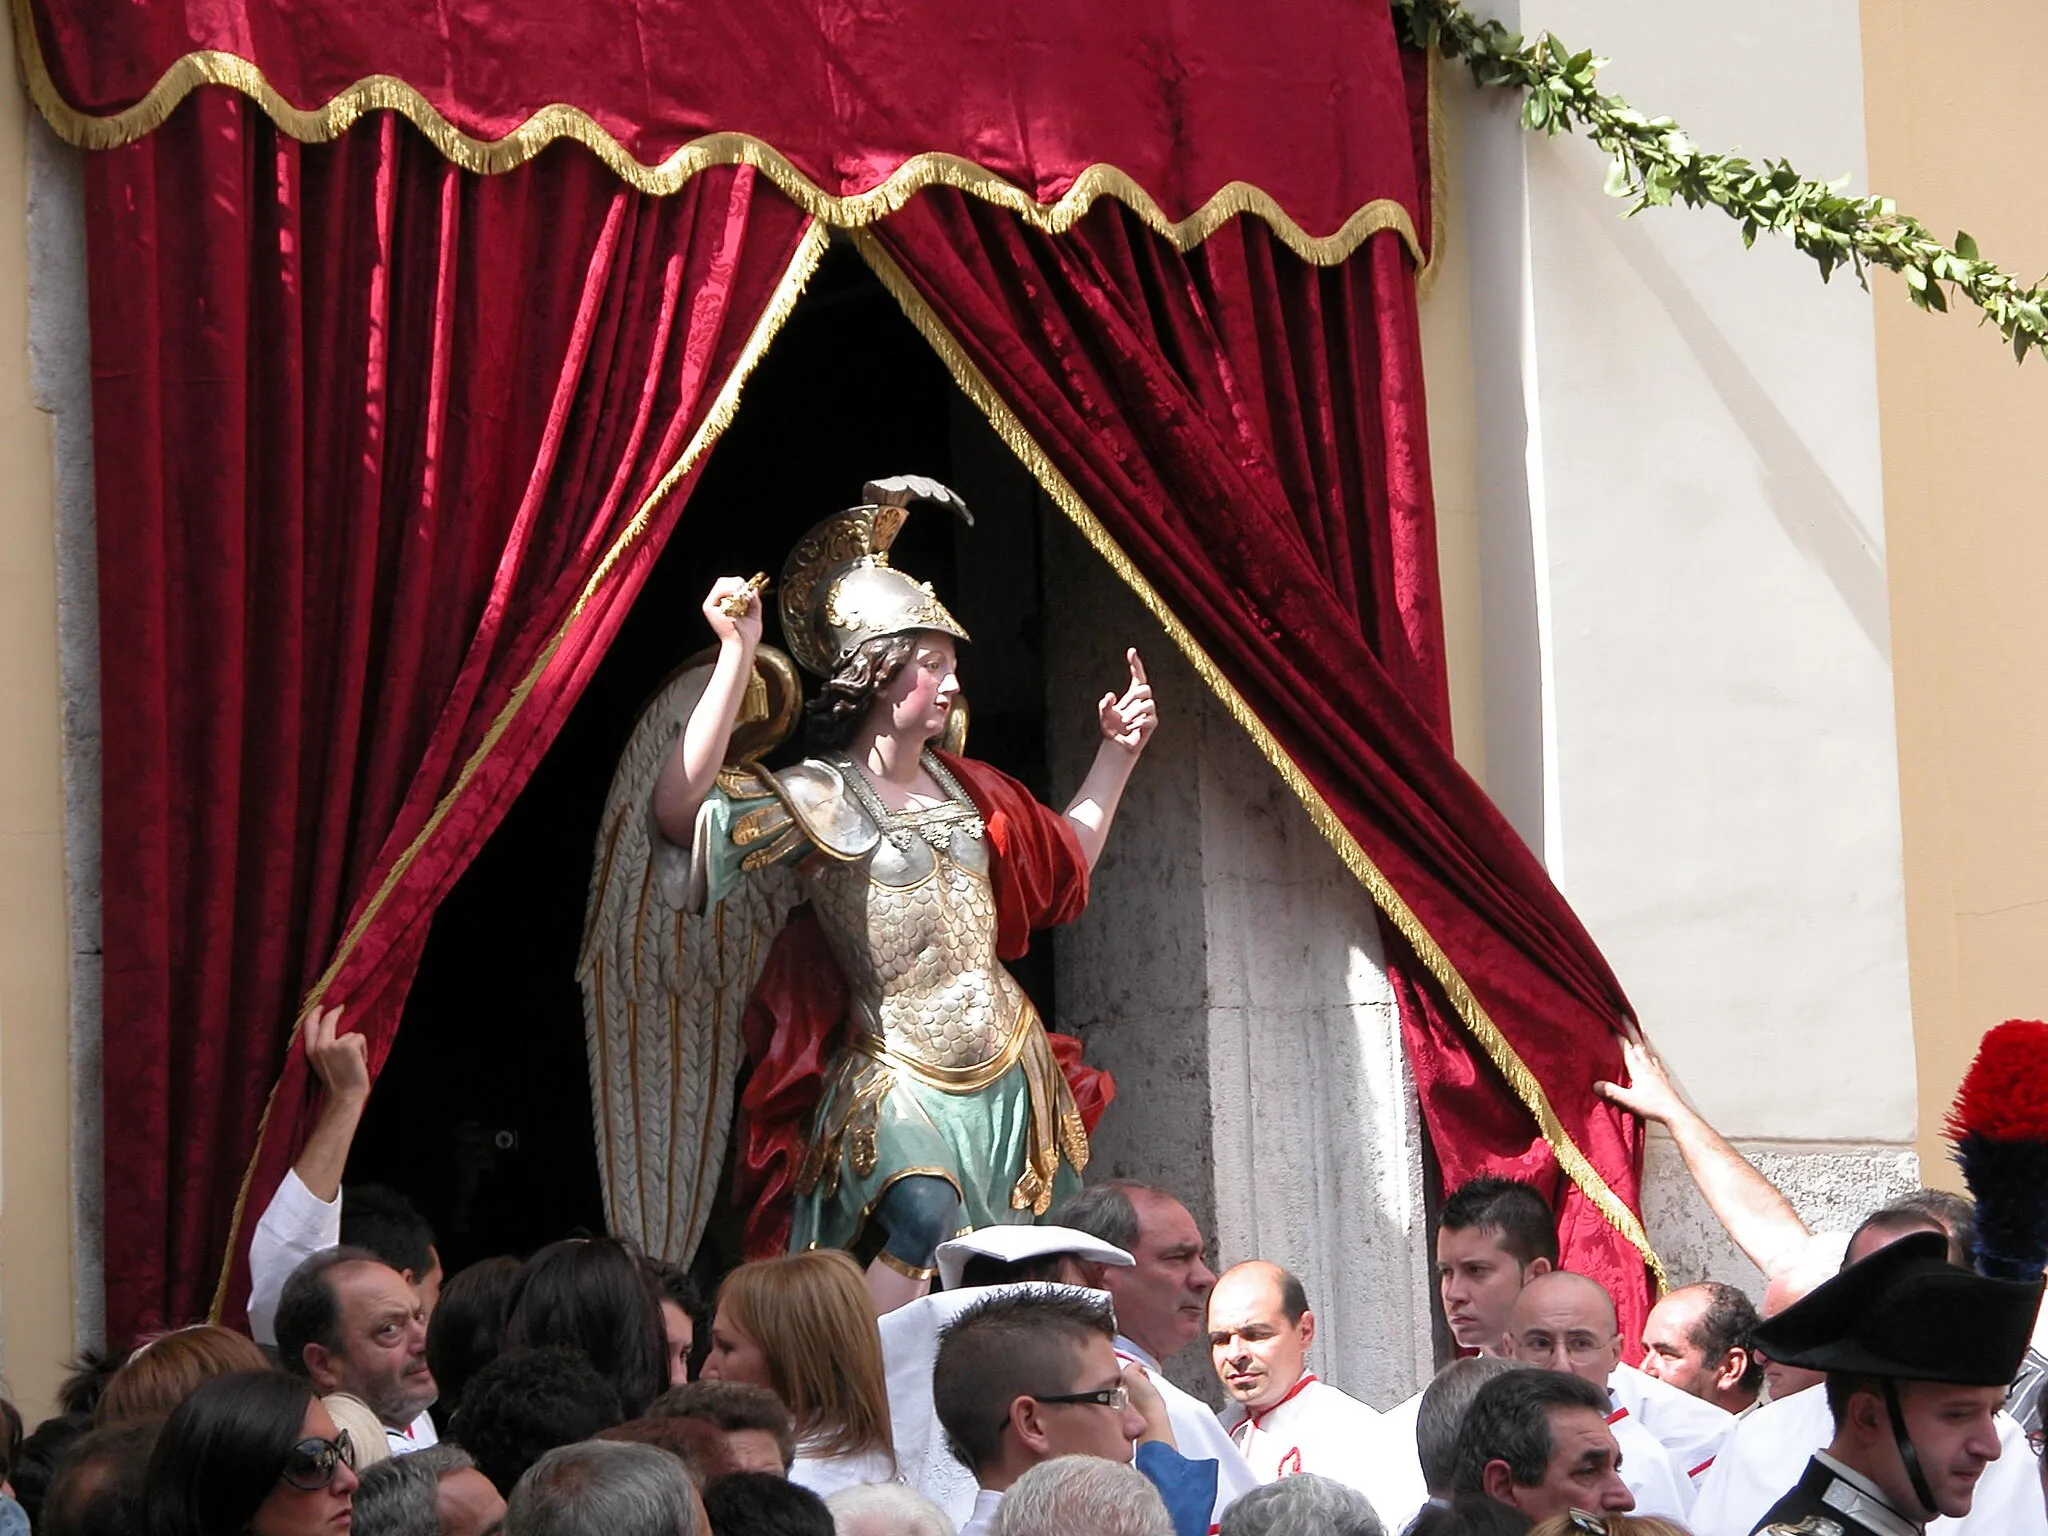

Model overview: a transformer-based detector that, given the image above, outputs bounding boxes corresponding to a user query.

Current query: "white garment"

[1116,1336,1259,1528]
[248,1168,340,1348]
[245,1172,437,1455]
[385,1414,439,1456]
[1607,1402,1693,1520]
[1687,1384,2048,1536]
[1354,1388,1429,1536]
[1220,1375,1382,1488]
[790,1443,898,1498]
[1608,1361,1736,1483]
[959,1487,1004,1536]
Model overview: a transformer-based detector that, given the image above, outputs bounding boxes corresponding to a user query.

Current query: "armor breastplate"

[774,753,1025,1080]
[804,824,1025,1073]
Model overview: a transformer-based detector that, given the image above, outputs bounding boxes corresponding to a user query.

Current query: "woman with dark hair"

[502,1238,668,1419]
[424,1256,522,1432]
[144,1370,357,1536]
[644,1257,706,1387]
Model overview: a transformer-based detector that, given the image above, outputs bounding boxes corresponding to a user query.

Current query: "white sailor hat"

[935,1224,1135,1292]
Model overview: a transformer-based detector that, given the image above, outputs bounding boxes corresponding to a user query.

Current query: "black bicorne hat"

[1751,1229,2042,1387]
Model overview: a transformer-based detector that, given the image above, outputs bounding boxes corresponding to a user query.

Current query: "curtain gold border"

[845,227,1664,1288]
[205,218,833,1324]
[9,0,1431,274]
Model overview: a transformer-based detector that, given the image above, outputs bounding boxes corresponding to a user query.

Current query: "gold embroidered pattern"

[9,0,1429,272]
[847,227,1664,1288]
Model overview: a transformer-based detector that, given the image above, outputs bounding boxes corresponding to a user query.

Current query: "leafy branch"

[1393,0,2048,363]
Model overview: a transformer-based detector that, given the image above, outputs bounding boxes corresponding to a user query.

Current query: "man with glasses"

[1503,1271,1692,1520]
[932,1289,1181,1536]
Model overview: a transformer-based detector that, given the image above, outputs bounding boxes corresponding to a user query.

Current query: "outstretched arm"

[1596,1028,1810,1276]
[1063,649,1158,870]
[651,578,764,846]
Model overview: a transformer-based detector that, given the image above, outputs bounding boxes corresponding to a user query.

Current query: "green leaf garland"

[1395,0,2048,363]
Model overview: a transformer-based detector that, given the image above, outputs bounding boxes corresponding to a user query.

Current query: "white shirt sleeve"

[247,1170,342,1348]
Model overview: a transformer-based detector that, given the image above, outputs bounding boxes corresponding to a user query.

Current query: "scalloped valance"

[13,0,1432,266]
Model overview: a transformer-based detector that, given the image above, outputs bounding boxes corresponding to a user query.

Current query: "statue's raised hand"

[702,575,763,650]
[1099,648,1157,755]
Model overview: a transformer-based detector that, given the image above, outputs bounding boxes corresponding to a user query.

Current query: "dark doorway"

[347,238,1057,1277]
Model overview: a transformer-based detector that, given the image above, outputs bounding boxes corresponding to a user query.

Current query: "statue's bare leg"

[866,1174,962,1314]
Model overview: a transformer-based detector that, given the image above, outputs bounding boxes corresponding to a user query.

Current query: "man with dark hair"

[933,1289,1154,1536]
[1638,1280,1761,1416]
[1054,1182,1258,1520]
[1206,1261,1379,1488]
[276,1244,440,1453]
[455,1345,625,1498]
[1451,1368,1634,1524]
[1502,1271,1692,1519]
[36,1421,157,1536]
[1355,1176,1563,1529]
[700,1471,834,1536]
[881,1223,1141,1527]
[248,1006,445,1350]
[648,1380,794,1473]
[1750,1230,2033,1534]
[1435,1178,1560,1358]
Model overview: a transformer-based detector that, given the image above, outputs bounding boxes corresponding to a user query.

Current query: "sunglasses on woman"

[281,1428,356,1492]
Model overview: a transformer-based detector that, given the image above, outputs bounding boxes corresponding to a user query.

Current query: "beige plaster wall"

[1861,0,2048,1184]
[0,37,77,1419]
[1418,65,1487,784]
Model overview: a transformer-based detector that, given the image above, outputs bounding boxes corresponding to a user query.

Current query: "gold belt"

[849,1003,1033,1094]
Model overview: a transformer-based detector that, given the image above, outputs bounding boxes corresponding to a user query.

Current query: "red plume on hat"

[1944,1018,2048,1283]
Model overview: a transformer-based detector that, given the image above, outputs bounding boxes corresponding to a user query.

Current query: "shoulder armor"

[1757,1520,1845,1536]
[771,760,880,860]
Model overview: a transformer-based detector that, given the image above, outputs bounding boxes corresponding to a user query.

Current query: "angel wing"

[577,646,805,1266]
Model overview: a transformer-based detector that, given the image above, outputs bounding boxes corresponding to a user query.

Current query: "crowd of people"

[0,1024,2042,1536]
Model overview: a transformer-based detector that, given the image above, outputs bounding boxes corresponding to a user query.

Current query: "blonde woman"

[700,1250,895,1494]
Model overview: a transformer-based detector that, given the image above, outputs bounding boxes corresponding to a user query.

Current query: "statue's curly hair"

[803,633,920,751]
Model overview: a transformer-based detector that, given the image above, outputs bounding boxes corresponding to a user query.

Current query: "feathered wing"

[577,651,803,1266]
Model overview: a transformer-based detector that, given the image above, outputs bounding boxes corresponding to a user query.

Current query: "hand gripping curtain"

[87,89,818,1341]
[855,194,1658,1331]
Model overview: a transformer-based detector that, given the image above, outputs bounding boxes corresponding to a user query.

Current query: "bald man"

[1503,1271,1694,1521]
[1206,1262,1379,1487]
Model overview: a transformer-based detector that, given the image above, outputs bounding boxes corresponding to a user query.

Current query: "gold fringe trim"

[1417,50,1448,297]
[206,218,833,1323]
[847,227,1665,1291]
[9,0,1424,271]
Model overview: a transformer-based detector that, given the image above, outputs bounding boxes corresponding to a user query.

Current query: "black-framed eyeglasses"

[281,1429,355,1492]
[1031,1386,1130,1412]
[1000,1385,1131,1436]
[2027,1426,2046,1459]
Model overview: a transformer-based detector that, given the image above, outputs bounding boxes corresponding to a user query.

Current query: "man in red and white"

[1207,1261,1380,1488]
[1503,1270,1694,1521]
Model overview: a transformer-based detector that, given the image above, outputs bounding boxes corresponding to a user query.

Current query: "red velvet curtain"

[87,90,815,1341]
[863,193,1654,1331]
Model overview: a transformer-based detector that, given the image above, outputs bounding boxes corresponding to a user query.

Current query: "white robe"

[1115,1337,1260,1529]
[1606,1399,1693,1520]
[1686,1383,2048,1536]
[958,1487,1003,1536]
[1220,1375,1382,1488]
[1607,1362,1737,1484]
[1354,1388,1430,1536]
